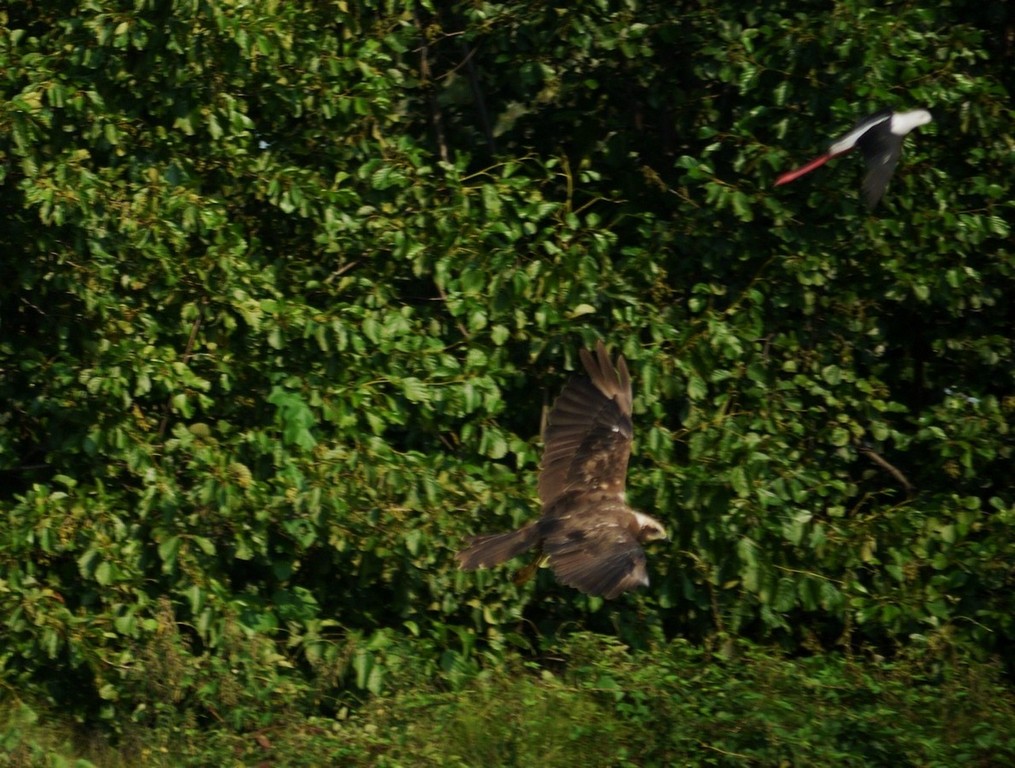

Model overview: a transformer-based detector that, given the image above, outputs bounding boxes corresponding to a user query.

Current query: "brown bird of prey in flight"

[456,341,667,599]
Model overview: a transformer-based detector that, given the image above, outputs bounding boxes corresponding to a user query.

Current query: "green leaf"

[829,427,850,447]
[401,377,429,403]
[158,536,181,567]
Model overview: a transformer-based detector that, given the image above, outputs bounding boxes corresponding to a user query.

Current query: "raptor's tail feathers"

[456,525,539,570]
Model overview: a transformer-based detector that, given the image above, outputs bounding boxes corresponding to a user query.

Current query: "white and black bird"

[775,109,932,207]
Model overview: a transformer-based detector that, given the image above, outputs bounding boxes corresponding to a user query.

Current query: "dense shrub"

[6,635,1014,767]
[1,0,1012,733]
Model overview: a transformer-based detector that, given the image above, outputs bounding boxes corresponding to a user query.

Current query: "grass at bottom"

[3,635,1014,767]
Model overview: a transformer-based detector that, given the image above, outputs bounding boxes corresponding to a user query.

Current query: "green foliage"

[554,633,1015,767]
[1,0,1013,737]
[365,634,1015,767]
[6,636,1014,767]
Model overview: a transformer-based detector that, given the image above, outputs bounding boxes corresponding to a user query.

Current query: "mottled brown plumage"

[457,341,666,599]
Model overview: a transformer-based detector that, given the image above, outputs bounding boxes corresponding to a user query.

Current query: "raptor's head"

[632,511,668,543]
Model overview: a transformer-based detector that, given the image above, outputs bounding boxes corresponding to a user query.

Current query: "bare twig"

[325,259,360,284]
[414,8,450,163]
[858,444,915,494]
[459,40,495,154]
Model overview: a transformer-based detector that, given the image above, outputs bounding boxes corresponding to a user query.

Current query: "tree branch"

[858,443,915,494]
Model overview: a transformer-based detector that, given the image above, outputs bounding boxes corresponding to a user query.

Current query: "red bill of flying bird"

[775,109,932,207]
[456,341,667,599]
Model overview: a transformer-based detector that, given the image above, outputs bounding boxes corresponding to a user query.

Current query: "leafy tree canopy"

[1,0,1012,730]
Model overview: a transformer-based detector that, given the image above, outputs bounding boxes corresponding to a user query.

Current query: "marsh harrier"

[457,341,666,598]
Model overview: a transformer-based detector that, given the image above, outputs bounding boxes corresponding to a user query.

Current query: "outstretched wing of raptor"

[537,340,634,507]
